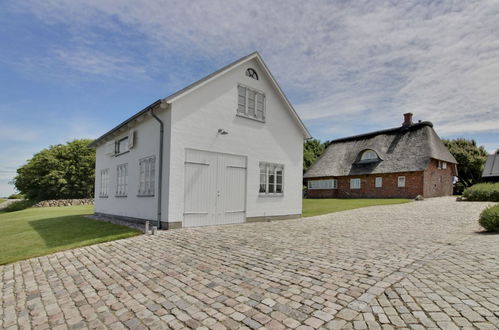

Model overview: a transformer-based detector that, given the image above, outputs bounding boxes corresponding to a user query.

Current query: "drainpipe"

[150,106,164,230]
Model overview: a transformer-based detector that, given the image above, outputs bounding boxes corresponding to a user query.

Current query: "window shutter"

[105,141,115,156]
[128,131,135,149]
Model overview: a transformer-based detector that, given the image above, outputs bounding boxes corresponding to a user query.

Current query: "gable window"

[438,161,447,169]
[116,163,128,196]
[138,156,155,196]
[398,176,406,187]
[100,169,109,197]
[308,179,337,189]
[246,68,259,80]
[116,136,129,154]
[259,162,283,195]
[350,178,361,189]
[375,177,382,188]
[237,84,265,122]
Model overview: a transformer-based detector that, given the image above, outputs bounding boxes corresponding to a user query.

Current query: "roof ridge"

[328,121,433,144]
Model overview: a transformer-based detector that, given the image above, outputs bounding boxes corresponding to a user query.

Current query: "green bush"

[3,200,35,212]
[479,205,499,232]
[463,183,499,202]
[7,193,24,199]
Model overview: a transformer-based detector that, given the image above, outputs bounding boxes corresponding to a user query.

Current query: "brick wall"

[306,159,456,199]
[306,171,424,199]
[423,159,454,197]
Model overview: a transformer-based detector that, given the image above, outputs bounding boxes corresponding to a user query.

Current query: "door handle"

[217,191,221,197]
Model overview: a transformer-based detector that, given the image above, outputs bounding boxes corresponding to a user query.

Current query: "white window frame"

[375,177,382,188]
[398,176,406,188]
[99,169,109,197]
[308,179,338,190]
[138,156,156,196]
[115,136,129,155]
[350,178,361,189]
[360,150,378,161]
[259,162,283,196]
[237,84,266,122]
[116,163,128,197]
[438,161,447,169]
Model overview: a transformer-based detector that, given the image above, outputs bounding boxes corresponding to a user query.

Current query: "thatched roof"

[482,154,499,178]
[304,121,457,178]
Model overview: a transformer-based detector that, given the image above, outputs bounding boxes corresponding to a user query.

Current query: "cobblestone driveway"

[1,197,498,329]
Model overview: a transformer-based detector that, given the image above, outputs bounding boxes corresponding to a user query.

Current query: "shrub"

[462,183,499,202]
[479,205,499,232]
[7,193,24,199]
[3,200,35,212]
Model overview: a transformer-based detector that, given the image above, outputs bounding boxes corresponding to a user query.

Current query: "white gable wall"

[167,58,304,223]
[94,109,171,221]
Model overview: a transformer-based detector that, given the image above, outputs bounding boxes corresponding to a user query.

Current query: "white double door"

[184,149,247,227]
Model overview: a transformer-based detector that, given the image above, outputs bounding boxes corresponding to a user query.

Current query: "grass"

[0,205,140,264]
[302,198,411,217]
[0,198,5,203]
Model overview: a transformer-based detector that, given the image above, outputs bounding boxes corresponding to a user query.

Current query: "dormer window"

[360,150,378,161]
[246,68,258,80]
[356,149,380,164]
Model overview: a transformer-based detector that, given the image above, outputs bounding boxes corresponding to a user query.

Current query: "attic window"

[246,68,258,80]
[360,149,379,161]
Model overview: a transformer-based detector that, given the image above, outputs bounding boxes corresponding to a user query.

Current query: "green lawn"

[0,198,5,203]
[302,198,411,217]
[0,205,140,264]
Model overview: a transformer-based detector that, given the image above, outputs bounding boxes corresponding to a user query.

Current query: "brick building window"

[350,178,361,189]
[308,179,337,189]
[375,177,382,188]
[398,176,406,188]
[438,161,447,169]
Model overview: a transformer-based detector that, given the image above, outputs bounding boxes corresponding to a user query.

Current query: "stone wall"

[33,199,94,208]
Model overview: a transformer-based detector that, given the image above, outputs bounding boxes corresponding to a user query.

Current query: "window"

[138,156,155,196]
[360,149,379,161]
[116,163,128,196]
[246,68,259,80]
[237,85,265,122]
[116,136,129,154]
[350,178,361,189]
[398,176,406,187]
[259,162,283,195]
[438,161,447,169]
[100,169,109,197]
[308,179,337,189]
[375,177,382,188]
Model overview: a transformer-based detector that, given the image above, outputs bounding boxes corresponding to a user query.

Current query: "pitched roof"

[89,52,310,147]
[482,154,499,178]
[304,122,457,178]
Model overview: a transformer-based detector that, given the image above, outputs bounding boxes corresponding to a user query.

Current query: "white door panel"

[184,149,246,227]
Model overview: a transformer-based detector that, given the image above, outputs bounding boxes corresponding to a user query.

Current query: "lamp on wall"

[217,128,229,135]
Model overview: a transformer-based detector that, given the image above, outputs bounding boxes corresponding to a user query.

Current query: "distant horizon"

[1,0,498,196]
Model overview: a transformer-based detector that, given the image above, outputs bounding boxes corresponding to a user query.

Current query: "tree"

[13,139,95,200]
[442,138,488,187]
[304,139,329,172]
[496,149,499,154]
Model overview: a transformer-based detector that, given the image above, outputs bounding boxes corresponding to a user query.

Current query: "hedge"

[462,183,499,202]
[479,204,499,232]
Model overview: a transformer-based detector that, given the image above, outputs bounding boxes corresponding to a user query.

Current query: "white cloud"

[8,0,499,138]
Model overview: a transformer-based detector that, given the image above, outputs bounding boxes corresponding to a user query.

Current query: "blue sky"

[1,0,498,196]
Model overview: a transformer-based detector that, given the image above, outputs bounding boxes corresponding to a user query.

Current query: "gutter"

[150,104,165,230]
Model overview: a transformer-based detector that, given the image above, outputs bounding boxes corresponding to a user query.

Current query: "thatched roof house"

[305,113,457,198]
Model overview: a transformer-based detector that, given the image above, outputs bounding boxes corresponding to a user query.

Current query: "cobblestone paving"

[1,197,498,329]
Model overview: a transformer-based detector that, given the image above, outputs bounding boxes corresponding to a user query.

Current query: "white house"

[89,52,311,229]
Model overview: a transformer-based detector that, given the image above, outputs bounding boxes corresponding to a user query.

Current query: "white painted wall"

[167,58,304,224]
[94,109,171,220]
